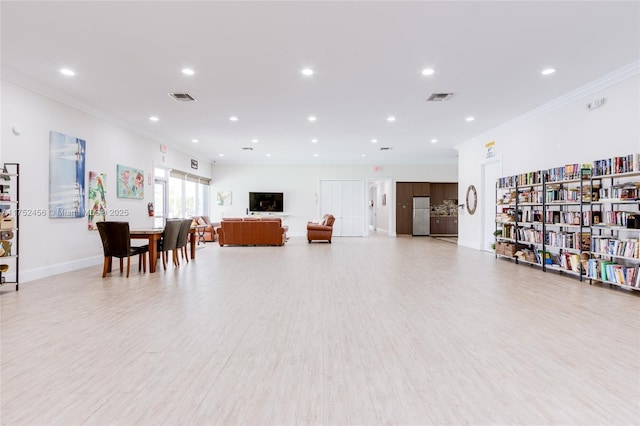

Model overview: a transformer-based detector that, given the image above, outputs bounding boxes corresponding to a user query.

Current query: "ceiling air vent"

[241,147,254,151]
[427,93,453,102]
[379,147,393,151]
[168,93,197,102]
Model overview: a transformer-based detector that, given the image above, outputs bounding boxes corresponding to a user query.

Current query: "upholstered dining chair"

[96,221,149,278]
[158,219,182,270]
[307,214,335,243]
[175,219,193,265]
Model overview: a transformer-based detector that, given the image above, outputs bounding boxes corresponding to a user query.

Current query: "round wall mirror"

[466,184,477,215]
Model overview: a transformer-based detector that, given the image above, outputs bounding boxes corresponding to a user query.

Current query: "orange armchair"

[307,214,335,243]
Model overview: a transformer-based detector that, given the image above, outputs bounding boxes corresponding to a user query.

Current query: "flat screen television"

[249,192,284,213]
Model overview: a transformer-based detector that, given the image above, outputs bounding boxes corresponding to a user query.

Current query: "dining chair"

[158,219,182,270]
[96,221,149,278]
[175,219,193,265]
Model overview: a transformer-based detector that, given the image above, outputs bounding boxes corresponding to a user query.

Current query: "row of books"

[546,231,589,251]
[498,224,515,239]
[545,187,583,203]
[591,238,640,259]
[586,259,640,287]
[518,189,544,204]
[547,164,591,183]
[498,171,544,188]
[517,228,543,244]
[544,211,583,226]
[598,183,640,200]
[556,252,583,272]
[497,153,639,188]
[520,210,542,223]
[531,251,583,272]
[592,154,639,177]
[597,211,635,227]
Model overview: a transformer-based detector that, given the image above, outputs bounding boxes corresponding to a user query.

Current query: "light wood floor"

[2,236,639,425]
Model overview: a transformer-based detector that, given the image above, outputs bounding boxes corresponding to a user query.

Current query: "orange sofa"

[216,217,287,246]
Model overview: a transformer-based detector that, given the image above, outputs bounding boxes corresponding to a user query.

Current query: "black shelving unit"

[0,162,19,291]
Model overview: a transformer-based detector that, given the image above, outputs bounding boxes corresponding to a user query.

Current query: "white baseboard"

[21,256,103,283]
[457,239,482,250]
[287,231,306,238]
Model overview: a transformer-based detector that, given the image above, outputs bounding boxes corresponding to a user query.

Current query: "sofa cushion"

[197,217,207,225]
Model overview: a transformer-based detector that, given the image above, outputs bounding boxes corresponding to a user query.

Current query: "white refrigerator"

[412,196,430,236]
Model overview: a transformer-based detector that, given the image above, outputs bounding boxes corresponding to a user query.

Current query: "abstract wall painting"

[49,131,86,218]
[116,165,144,199]
[216,190,232,206]
[88,172,106,230]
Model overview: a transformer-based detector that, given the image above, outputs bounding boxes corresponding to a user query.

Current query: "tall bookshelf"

[0,163,19,291]
[495,154,640,291]
[586,164,640,290]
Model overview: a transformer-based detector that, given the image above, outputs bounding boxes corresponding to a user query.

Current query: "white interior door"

[319,179,365,237]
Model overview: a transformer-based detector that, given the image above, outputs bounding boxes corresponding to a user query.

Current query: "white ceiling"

[2,1,639,165]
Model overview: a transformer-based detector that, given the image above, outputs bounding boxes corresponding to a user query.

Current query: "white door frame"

[365,178,394,237]
[481,157,502,252]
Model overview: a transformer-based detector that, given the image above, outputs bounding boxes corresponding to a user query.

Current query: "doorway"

[366,179,393,236]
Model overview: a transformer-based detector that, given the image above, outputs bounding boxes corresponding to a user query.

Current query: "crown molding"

[0,65,206,161]
[456,60,640,151]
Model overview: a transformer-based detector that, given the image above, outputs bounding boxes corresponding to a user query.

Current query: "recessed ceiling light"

[229,116,238,122]
[465,116,475,122]
[361,154,366,157]
[311,139,318,143]
[387,116,396,122]
[301,68,314,76]
[308,116,317,122]
[431,139,438,144]
[218,153,225,157]
[182,68,195,76]
[541,68,556,75]
[192,139,199,143]
[371,139,378,144]
[251,139,259,143]
[421,68,435,76]
[60,68,75,76]
[313,153,319,157]
[149,116,159,122]
[266,153,271,157]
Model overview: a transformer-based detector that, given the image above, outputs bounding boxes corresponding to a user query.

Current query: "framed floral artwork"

[117,164,144,199]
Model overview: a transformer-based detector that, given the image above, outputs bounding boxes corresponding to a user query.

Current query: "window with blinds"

[168,169,210,218]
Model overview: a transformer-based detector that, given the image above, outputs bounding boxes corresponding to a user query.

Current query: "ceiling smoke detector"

[427,93,453,102]
[379,147,393,151]
[168,93,197,102]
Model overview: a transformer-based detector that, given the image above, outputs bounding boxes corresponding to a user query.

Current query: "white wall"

[211,163,457,237]
[457,72,640,250]
[0,78,458,281]
[1,79,212,281]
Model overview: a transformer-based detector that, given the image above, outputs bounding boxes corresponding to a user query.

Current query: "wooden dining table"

[130,227,196,273]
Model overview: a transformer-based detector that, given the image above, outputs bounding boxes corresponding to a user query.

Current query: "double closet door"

[319,179,365,237]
